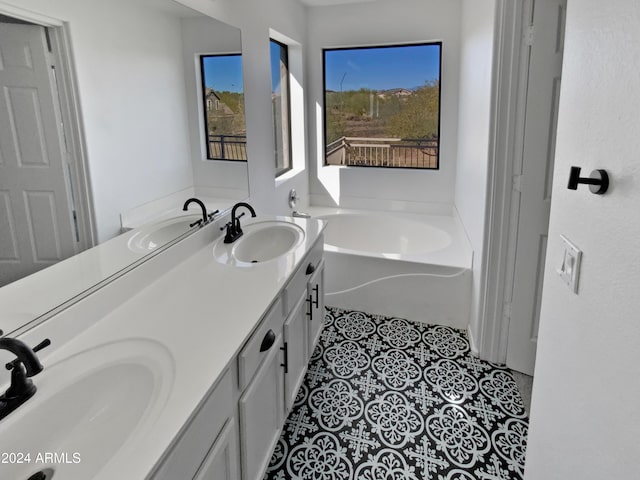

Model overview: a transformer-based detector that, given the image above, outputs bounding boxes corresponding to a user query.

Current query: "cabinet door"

[283,293,308,412]
[307,260,325,353]
[152,371,234,480]
[239,330,285,480]
[193,417,239,480]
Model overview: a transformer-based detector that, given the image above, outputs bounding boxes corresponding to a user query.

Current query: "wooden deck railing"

[208,134,247,161]
[326,136,438,169]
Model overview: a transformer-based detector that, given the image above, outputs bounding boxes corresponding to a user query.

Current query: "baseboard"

[467,324,480,357]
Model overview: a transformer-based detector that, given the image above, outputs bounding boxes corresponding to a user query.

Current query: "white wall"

[306,0,462,211]
[454,0,496,348]
[525,1,640,478]
[10,0,195,242]
[180,16,249,200]
[177,0,309,215]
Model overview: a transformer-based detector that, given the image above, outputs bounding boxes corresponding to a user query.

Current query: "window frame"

[199,53,247,162]
[322,41,443,170]
[270,38,293,177]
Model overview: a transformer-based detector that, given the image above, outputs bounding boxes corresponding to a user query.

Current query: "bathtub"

[307,207,473,329]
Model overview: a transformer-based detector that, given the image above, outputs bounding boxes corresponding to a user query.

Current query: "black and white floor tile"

[264,307,528,480]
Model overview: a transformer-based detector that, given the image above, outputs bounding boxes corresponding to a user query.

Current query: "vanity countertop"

[0,198,237,337]
[4,215,325,480]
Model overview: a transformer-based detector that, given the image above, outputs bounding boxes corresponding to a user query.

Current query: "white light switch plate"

[557,235,582,293]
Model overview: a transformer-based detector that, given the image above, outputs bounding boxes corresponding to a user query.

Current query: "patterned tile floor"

[264,307,528,480]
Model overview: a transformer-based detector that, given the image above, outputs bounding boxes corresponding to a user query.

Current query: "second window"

[270,39,292,176]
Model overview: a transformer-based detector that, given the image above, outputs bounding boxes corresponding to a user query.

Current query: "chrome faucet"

[183,198,218,228]
[0,337,50,420]
[222,202,256,243]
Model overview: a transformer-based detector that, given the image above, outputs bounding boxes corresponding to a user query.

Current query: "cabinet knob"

[259,330,276,352]
[305,263,315,275]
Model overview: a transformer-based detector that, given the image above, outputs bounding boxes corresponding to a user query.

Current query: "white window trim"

[270,29,305,182]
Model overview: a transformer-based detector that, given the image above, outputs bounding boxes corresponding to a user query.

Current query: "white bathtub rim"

[319,212,453,255]
[307,206,473,270]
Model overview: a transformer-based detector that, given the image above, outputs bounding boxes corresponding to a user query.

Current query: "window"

[270,39,292,175]
[200,54,247,161]
[323,43,441,169]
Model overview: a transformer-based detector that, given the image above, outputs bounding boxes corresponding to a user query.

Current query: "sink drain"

[251,260,259,263]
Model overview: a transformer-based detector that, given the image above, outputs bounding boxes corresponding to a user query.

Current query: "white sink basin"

[213,220,305,266]
[128,214,201,253]
[0,340,174,480]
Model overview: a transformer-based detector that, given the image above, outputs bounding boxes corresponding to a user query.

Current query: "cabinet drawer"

[153,369,234,480]
[238,297,284,390]
[282,235,324,315]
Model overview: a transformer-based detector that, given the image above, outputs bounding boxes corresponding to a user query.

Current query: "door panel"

[284,293,308,413]
[506,0,566,374]
[239,331,285,480]
[308,261,325,353]
[0,22,77,287]
[193,418,240,480]
[0,190,18,261]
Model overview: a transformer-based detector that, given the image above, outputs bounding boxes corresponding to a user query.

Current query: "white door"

[506,0,566,375]
[0,22,78,287]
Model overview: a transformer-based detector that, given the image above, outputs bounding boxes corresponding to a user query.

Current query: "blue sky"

[271,41,283,94]
[324,44,440,92]
[202,54,243,93]
[202,46,284,94]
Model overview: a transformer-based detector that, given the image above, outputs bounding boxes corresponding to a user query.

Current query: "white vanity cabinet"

[193,417,240,480]
[152,370,238,480]
[281,236,324,412]
[238,299,286,480]
[154,234,325,480]
[239,235,325,480]
[238,331,285,480]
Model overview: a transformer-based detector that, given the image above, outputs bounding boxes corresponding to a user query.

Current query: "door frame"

[477,0,532,364]
[0,2,95,249]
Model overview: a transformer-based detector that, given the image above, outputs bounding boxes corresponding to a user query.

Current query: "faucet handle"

[208,209,220,221]
[5,338,50,371]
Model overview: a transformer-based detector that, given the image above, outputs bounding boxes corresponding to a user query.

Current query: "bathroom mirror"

[0,0,248,336]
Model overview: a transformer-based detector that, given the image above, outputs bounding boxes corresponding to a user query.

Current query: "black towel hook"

[567,166,609,195]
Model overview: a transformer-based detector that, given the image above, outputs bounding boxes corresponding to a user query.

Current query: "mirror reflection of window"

[270,39,292,176]
[200,54,247,161]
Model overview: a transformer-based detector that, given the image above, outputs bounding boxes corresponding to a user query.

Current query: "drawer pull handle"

[312,284,319,308]
[306,295,313,321]
[280,342,288,373]
[305,263,315,275]
[260,330,276,352]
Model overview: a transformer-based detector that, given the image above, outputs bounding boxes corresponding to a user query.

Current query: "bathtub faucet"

[292,211,311,218]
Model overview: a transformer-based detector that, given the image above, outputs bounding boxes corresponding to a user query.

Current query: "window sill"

[275,167,304,187]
